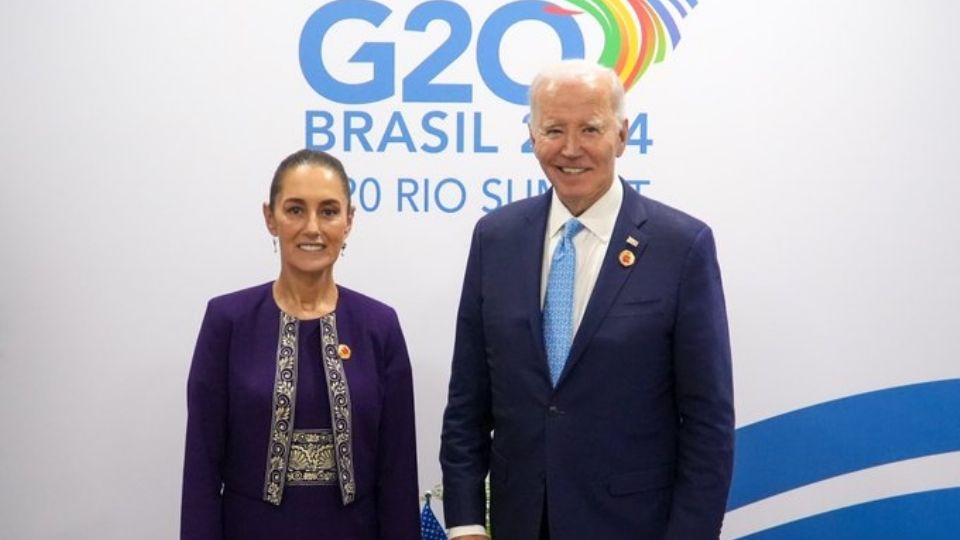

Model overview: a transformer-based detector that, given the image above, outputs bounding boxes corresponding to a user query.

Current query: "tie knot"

[563,218,584,241]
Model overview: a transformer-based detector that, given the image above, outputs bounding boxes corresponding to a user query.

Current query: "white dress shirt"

[448,179,623,540]
[541,178,623,334]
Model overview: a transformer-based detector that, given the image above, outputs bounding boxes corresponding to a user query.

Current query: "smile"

[559,167,587,174]
[298,243,325,252]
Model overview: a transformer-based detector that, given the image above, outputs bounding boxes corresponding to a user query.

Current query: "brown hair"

[269,149,351,211]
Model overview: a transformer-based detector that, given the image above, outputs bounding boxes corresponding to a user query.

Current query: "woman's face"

[263,164,354,277]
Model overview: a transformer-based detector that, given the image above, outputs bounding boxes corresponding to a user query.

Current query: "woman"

[181,150,420,539]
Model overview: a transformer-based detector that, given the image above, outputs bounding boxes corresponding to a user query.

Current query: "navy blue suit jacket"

[441,180,734,539]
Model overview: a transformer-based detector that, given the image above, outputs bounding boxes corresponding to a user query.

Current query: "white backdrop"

[2,1,959,538]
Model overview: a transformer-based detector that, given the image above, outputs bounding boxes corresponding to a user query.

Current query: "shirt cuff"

[448,524,489,538]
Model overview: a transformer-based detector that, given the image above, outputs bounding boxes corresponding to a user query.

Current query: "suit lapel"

[522,193,552,380]
[556,180,649,388]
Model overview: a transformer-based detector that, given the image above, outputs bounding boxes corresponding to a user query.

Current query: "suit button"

[548,405,562,416]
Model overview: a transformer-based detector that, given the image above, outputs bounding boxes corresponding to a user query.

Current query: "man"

[440,60,734,540]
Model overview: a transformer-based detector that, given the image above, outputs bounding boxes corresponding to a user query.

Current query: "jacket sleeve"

[181,300,231,540]
[375,309,421,540]
[440,223,494,528]
[664,226,735,539]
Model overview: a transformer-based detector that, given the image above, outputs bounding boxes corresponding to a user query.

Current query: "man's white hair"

[528,59,626,123]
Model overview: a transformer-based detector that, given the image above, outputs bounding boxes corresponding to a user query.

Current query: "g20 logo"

[299,0,697,105]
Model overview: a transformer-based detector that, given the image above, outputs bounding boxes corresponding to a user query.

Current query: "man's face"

[529,78,628,216]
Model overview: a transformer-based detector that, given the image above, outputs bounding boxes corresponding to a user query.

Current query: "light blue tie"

[543,218,584,387]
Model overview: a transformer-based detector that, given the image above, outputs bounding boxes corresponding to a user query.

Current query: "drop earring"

[272,237,278,253]
[340,242,347,257]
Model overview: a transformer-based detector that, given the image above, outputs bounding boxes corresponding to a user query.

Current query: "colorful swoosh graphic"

[546,0,699,90]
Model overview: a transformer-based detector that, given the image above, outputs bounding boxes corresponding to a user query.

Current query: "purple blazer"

[181,282,419,540]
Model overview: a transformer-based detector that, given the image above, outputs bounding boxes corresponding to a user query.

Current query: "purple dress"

[181,283,420,540]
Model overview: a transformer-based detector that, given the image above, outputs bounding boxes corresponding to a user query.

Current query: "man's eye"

[322,208,339,217]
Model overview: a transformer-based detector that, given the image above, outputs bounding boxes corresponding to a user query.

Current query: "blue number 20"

[403,1,472,103]
[477,1,584,105]
[299,0,585,105]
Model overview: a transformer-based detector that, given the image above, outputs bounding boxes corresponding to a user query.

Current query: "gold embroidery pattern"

[286,430,337,485]
[321,313,356,505]
[263,312,298,506]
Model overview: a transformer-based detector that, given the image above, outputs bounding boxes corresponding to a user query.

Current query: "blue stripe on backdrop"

[648,0,683,47]
[665,0,688,18]
[728,379,960,510]
[738,487,960,540]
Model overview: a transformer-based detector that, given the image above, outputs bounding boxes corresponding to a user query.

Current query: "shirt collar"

[547,177,622,243]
